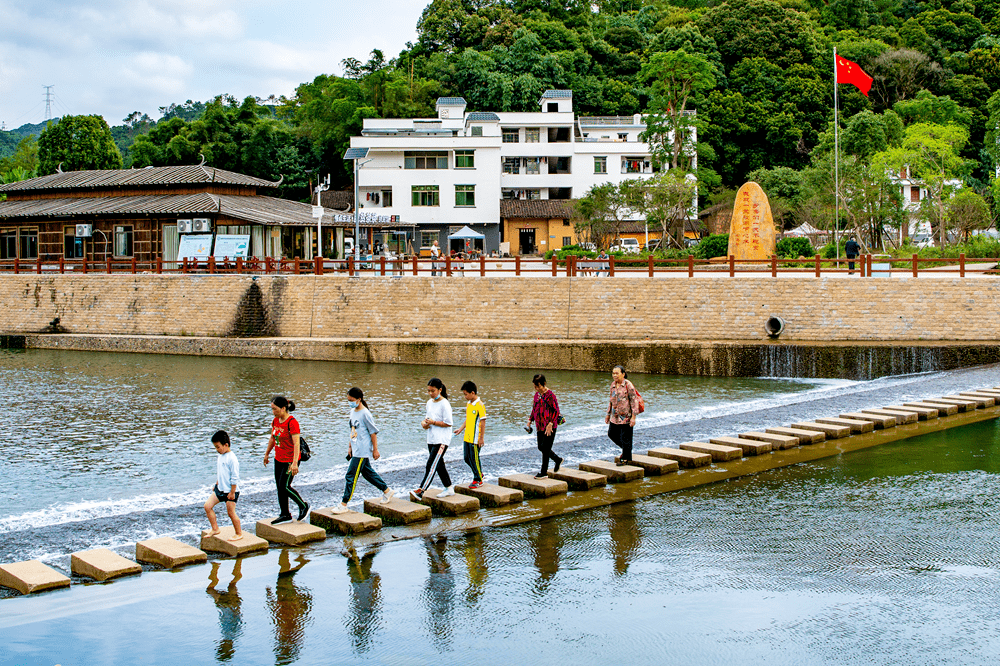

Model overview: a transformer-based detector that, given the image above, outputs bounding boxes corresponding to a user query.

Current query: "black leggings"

[608,423,634,462]
[419,443,451,490]
[536,430,561,474]
[274,460,307,516]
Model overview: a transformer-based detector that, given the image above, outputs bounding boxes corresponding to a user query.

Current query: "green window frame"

[502,128,519,143]
[455,185,475,207]
[594,156,607,174]
[455,150,475,169]
[412,185,440,207]
[471,126,483,137]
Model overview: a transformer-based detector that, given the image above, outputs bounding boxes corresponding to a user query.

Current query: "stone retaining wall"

[2,274,998,342]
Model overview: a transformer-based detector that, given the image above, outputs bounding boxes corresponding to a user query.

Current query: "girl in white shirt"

[411,378,454,500]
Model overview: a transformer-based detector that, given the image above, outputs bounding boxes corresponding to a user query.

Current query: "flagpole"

[833,47,840,262]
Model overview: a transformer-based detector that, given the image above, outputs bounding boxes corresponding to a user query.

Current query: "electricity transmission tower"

[43,85,54,121]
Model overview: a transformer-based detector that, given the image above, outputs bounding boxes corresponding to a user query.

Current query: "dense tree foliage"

[38,115,123,175]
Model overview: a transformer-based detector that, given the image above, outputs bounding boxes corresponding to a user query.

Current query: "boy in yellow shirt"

[454,380,487,489]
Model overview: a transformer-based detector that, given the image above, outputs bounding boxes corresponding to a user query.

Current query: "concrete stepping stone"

[678,442,742,462]
[136,537,207,569]
[615,453,679,475]
[884,404,938,420]
[791,421,850,439]
[973,389,1000,397]
[311,508,382,535]
[498,474,568,498]
[0,560,71,595]
[709,436,772,456]
[548,467,608,490]
[579,460,644,482]
[813,417,874,433]
[924,398,975,412]
[958,392,999,407]
[70,548,141,582]
[646,447,711,468]
[455,483,523,508]
[943,394,992,408]
[840,412,896,429]
[861,408,917,424]
[364,497,432,526]
[201,527,269,557]
[767,426,826,444]
[740,431,799,449]
[256,517,327,546]
[419,488,480,516]
[904,401,958,416]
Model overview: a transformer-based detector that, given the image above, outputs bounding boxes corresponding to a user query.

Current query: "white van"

[614,238,641,254]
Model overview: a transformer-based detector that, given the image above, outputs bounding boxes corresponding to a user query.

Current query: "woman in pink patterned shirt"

[605,365,640,465]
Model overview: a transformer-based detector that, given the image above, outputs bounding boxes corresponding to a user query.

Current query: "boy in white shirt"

[203,430,244,541]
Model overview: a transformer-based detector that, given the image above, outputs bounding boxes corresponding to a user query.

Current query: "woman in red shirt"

[528,374,563,479]
[263,396,309,524]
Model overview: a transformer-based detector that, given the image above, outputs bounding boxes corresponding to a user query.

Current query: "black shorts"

[213,485,239,503]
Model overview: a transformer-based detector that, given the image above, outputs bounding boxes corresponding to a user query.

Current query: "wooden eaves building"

[0,164,370,264]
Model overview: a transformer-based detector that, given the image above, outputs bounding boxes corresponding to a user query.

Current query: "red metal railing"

[0,254,995,278]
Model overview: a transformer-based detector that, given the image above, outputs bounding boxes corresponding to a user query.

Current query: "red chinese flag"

[836,56,873,96]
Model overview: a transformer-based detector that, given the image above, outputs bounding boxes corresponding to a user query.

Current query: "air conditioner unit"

[177,219,193,234]
[75,224,93,238]
[192,218,212,233]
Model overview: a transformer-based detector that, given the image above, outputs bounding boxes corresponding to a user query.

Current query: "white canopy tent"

[448,225,485,239]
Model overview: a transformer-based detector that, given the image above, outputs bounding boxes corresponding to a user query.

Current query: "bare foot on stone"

[227,534,245,542]
[202,529,221,537]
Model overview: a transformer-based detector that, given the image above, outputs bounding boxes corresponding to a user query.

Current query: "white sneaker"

[381,488,396,504]
[438,486,456,498]
[331,505,348,514]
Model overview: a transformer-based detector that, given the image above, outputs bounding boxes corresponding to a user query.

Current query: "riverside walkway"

[3,387,999,596]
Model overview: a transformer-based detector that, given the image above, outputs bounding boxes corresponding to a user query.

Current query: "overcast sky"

[0,0,425,130]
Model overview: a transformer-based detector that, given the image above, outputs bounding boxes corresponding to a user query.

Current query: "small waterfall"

[755,343,1000,380]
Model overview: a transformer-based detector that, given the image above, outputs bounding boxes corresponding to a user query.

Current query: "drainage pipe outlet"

[765,315,785,339]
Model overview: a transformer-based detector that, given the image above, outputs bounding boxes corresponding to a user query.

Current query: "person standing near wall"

[430,240,441,277]
[411,378,454,500]
[606,366,639,466]
[845,236,860,275]
[264,396,309,524]
[528,374,562,479]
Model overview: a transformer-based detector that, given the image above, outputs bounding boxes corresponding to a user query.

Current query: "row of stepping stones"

[2,389,997,595]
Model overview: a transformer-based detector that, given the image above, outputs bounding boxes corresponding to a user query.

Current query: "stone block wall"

[1,274,998,342]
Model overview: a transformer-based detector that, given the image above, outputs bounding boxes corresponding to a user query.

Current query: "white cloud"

[0,0,423,128]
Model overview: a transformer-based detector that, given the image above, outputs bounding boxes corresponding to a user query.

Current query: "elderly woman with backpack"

[605,365,642,466]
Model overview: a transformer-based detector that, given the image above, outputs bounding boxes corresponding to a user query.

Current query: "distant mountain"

[0,119,57,160]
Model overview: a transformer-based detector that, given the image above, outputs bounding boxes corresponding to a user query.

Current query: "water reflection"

[532,518,561,593]
[206,560,243,662]
[422,536,455,649]
[344,544,382,654]
[608,502,642,577]
[266,550,313,665]
[462,530,488,606]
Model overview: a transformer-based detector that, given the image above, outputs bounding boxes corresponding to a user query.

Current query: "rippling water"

[0,348,839,539]
[4,419,1000,665]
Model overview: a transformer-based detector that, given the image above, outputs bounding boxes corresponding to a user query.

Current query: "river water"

[4,416,1000,665]
[0,348,845,563]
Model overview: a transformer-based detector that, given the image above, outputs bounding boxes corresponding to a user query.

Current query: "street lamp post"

[343,147,371,271]
[313,174,329,258]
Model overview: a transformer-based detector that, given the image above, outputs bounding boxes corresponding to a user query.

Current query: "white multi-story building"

[348,90,670,254]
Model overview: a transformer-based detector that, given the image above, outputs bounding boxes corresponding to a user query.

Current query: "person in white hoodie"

[411,377,454,500]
